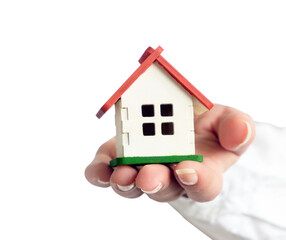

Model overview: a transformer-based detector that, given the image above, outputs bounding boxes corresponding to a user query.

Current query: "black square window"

[161,122,174,135]
[160,104,173,116]
[142,123,155,136]
[142,105,154,117]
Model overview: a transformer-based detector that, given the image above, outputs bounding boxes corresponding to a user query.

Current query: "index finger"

[95,137,117,163]
[84,138,116,187]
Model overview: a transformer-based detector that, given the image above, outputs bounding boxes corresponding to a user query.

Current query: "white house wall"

[115,99,124,157]
[116,61,195,158]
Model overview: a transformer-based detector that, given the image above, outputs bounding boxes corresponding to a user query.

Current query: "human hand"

[85,104,255,202]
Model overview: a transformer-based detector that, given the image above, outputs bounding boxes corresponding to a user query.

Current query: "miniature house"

[97,46,213,167]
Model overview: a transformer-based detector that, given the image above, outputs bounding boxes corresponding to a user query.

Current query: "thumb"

[217,112,255,156]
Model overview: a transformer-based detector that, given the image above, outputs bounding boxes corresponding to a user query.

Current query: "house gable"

[96,46,213,119]
[120,62,194,109]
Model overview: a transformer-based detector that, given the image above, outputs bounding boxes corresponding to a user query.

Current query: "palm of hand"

[85,105,255,202]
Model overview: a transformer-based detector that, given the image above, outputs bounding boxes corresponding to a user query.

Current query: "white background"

[1,1,286,239]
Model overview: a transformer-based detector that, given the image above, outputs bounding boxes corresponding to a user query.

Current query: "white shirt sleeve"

[169,122,286,240]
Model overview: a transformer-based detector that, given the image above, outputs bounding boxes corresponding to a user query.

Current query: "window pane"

[143,123,155,136]
[160,104,173,116]
[161,122,174,135]
[142,105,154,117]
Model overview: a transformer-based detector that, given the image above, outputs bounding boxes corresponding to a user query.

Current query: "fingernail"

[241,121,252,145]
[176,169,198,185]
[97,179,110,186]
[141,183,163,194]
[233,121,252,151]
[117,183,135,192]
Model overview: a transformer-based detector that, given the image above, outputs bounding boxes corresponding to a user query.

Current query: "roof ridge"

[138,46,156,64]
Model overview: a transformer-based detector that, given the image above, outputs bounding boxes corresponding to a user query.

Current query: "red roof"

[96,46,213,119]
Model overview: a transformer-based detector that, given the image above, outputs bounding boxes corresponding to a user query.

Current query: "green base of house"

[110,155,203,167]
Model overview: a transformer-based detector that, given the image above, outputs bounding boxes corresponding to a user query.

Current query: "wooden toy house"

[97,46,213,167]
